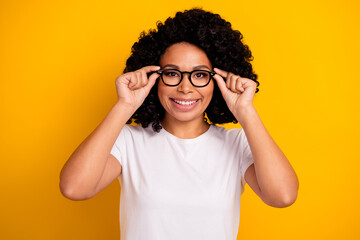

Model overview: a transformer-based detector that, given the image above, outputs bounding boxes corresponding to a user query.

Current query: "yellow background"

[1,0,359,239]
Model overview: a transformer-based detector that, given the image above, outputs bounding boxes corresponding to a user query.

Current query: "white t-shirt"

[110,124,254,240]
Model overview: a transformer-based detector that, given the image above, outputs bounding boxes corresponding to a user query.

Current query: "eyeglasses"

[156,69,215,87]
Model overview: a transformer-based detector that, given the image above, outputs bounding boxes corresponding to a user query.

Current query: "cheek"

[157,82,166,98]
[203,83,214,102]
[157,84,171,106]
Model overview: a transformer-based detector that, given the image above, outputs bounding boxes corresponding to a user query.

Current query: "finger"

[226,72,234,89]
[115,72,130,86]
[140,65,161,74]
[148,72,160,83]
[241,78,257,92]
[131,71,142,90]
[213,73,229,95]
[214,68,229,78]
[230,75,239,93]
[133,66,160,90]
[236,78,245,92]
[143,72,159,92]
[136,70,146,89]
[128,72,137,89]
[139,70,148,87]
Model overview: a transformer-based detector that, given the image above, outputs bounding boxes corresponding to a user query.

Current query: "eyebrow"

[162,64,211,70]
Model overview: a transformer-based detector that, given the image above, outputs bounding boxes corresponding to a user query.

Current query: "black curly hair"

[124,8,259,132]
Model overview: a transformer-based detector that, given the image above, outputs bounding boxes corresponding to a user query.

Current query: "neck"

[161,115,210,139]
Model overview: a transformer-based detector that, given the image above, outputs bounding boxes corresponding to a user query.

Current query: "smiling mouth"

[171,98,199,106]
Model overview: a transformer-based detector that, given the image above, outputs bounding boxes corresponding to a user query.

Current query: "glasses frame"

[156,69,215,87]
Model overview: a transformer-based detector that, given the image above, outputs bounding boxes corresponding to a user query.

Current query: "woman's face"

[158,42,214,124]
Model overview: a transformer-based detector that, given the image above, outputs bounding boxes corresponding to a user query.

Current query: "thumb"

[213,73,229,95]
[143,72,159,93]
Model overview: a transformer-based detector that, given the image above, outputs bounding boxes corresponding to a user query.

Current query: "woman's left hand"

[213,68,257,115]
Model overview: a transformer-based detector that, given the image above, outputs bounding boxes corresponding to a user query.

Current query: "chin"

[165,108,206,123]
[160,97,211,124]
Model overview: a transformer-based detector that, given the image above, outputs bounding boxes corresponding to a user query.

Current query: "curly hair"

[124,8,259,132]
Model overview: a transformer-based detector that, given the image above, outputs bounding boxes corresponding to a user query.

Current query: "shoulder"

[210,124,245,139]
[209,125,250,150]
[114,124,161,150]
[122,124,161,138]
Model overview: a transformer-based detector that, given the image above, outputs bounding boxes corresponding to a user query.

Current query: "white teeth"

[173,99,198,106]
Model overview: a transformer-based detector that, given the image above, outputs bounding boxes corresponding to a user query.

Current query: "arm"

[59,66,160,200]
[59,103,132,200]
[213,68,299,208]
[239,106,298,207]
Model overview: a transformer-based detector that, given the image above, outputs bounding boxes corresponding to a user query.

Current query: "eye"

[193,71,209,79]
[163,70,180,78]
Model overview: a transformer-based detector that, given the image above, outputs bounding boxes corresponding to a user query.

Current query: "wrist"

[113,101,137,118]
[234,105,257,126]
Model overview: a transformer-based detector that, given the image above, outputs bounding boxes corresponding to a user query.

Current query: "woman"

[60,8,299,239]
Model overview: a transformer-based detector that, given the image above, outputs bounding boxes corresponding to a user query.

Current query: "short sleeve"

[239,129,254,184]
[110,125,130,166]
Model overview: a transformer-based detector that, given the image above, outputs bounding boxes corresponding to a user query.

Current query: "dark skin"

[60,42,299,208]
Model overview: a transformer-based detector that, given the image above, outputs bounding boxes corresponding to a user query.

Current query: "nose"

[177,73,193,93]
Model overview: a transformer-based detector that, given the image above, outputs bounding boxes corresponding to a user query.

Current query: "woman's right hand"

[115,65,160,112]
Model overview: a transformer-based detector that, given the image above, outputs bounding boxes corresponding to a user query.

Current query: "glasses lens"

[161,69,181,86]
[191,70,211,86]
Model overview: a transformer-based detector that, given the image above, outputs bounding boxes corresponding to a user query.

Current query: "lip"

[170,98,200,111]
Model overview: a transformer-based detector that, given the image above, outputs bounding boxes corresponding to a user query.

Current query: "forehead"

[159,42,212,69]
